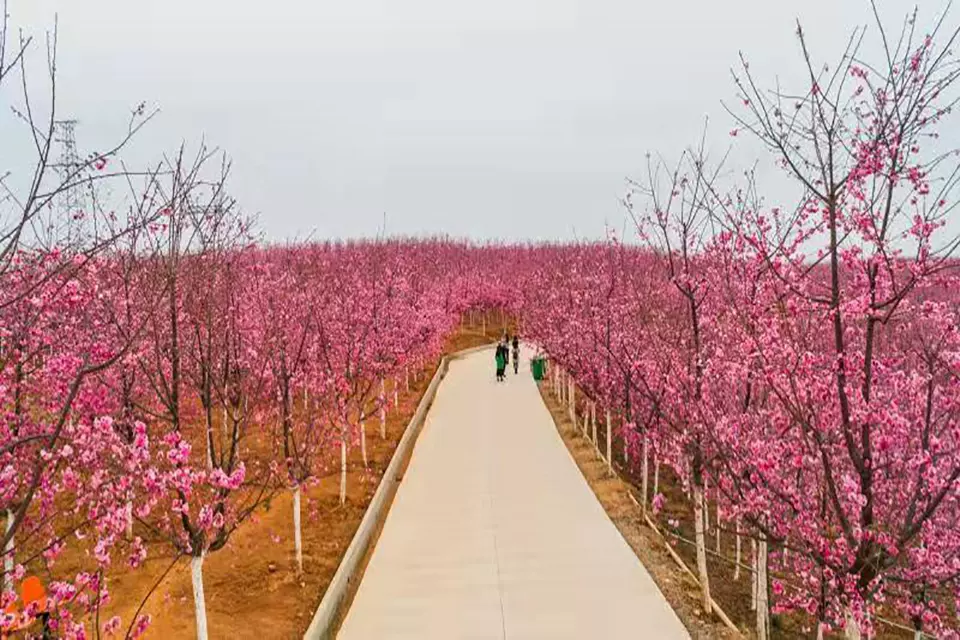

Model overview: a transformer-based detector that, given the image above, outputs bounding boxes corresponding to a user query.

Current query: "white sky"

[1,0,947,242]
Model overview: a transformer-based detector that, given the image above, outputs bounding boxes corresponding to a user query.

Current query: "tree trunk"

[360,418,368,468]
[393,378,399,408]
[204,412,215,469]
[293,485,303,576]
[222,405,229,445]
[704,478,710,533]
[641,435,649,516]
[845,612,862,640]
[591,402,597,445]
[380,379,387,439]
[624,429,630,464]
[716,501,721,553]
[757,535,769,640]
[405,367,410,392]
[569,383,576,425]
[3,510,13,593]
[191,552,209,640]
[693,484,712,615]
[751,538,758,611]
[339,438,347,506]
[654,458,660,496]
[126,500,134,540]
[733,520,741,581]
[605,410,612,472]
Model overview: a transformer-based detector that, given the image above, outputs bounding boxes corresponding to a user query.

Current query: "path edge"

[303,343,494,640]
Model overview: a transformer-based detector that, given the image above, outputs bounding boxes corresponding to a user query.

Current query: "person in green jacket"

[495,342,507,381]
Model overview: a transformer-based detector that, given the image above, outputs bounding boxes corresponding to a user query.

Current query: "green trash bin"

[531,357,546,381]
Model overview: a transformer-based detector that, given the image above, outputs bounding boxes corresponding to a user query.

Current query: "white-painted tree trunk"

[624,427,630,465]
[693,484,712,615]
[605,410,612,472]
[845,612,862,640]
[234,401,243,452]
[339,438,347,505]
[222,405,229,443]
[751,538,758,611]
[914,629,923,640]
[704,477,710,533]
[569,384,576,425]
[757,535,769,640]
[715,501,721,552]
[591,402,597,445]
[380,379,387,439]
[191,552,209,640]
[3,510,14,593]
[293,485,303,576]
[733,519,742,581]
[817,623,825,640]
[359,417,368,468]
[641,435,649,516]
[581,399,587,436]
[204,414,214,469]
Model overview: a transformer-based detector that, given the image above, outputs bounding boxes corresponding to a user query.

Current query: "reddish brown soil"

[539,384,738,640]
[45,323,500,640]
[540,381,915,640]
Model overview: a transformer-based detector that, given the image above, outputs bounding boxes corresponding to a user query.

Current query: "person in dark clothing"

[512,336,520,374]
[495,342,507,381]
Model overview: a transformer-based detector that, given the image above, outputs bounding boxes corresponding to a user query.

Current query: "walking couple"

[495,334,520,381]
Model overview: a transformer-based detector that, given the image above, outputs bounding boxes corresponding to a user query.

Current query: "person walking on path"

[495,342,507,381]
[512,335,520,375]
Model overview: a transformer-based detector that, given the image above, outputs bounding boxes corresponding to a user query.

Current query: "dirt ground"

[539,381,917,640]
[538,385,739,640]
[51,324,500,640]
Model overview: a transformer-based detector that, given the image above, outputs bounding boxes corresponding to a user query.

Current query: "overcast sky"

[2,0,947,242]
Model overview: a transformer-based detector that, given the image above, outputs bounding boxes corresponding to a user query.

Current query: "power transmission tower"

[53,119,83,217]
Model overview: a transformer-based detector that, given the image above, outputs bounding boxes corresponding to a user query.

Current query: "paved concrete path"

[338,346,689,639]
